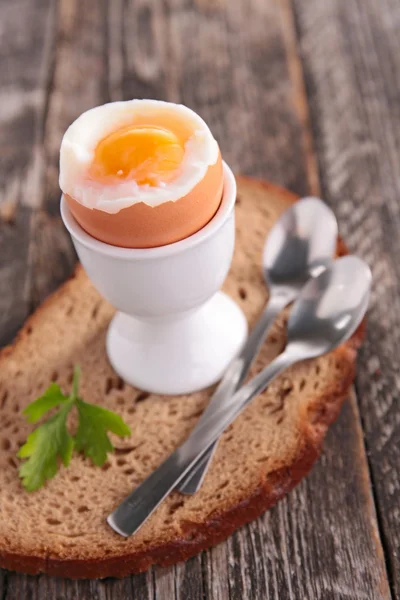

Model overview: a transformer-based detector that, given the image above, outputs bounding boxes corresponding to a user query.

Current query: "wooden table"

[0,0,399,598]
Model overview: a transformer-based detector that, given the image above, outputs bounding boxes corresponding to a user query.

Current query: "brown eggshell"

[66,154,223,248]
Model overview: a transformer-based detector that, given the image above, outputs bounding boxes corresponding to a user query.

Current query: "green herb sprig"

[18,366,131,491]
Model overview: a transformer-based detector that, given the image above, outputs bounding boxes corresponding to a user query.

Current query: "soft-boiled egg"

[59,100,223,248]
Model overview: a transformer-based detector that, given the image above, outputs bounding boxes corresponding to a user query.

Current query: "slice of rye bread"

[0,177,364,579]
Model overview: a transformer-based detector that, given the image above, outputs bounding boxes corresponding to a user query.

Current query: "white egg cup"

[61,162,247,395]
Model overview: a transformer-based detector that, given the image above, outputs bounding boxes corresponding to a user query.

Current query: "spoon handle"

[107,347,299,538]
[177,291,292,495]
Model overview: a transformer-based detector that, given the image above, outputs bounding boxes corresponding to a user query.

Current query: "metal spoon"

[108,255,371,537]
[177,196,338,494]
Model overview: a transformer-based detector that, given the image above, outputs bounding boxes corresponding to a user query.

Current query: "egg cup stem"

[106,292,247,395]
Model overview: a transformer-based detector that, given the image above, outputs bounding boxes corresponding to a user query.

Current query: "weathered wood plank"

[29,0,111,307]
[293,0,400,595]
[3,571,157,600]
[202,544,231,600]
[153,566,176,600]
[4,573,84,600]
[0,0,56,345]
[0,0,393,598]
[174,558,205,599]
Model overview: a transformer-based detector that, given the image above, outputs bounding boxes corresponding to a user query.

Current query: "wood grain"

[293,0,400,595]
[30,0,110,307]
[0,0,56,345]
[0,0,395,597]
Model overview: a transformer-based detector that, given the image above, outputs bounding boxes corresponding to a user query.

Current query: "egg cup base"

[106,291,248,395]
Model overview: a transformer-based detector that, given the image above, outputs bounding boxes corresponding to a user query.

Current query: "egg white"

[59,100,219,213]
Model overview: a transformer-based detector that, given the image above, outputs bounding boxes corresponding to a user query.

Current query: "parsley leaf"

[18,365,131,491]
[23,383,69,423]
[75,399,131,466]
[18,403,74,492]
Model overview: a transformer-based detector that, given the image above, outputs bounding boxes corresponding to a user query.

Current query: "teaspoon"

[177,196,338,494]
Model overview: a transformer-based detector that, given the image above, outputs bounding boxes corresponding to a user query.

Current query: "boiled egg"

[59,100,223,248]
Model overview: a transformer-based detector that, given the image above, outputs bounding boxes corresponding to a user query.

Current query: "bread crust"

[0,177,364,579]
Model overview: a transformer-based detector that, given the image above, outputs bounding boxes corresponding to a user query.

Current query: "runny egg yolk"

[88,125,185,187]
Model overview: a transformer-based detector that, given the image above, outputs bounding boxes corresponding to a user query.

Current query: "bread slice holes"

[262,400,275,410]
[106,377,126,396]
[117,458,127,467]
[256,456,269,464]
[105,377,113,395]
[1,439,11,451]
[182,408,203,422]
[1,390,8,408]
[91,302,101,320]
[216,480,229,492]
[114,446,135,456]
[238,287,247,300]
[299,379,306,391]
[270,384,293,415]
[191,408,203,419]
[101,462,111,471]
[46,518,61,526]
[78,506,89,513]
[124,468,135,476]
[168,500,185,515]
[51,370,59,382]
[135,392,150,403]
[127,406,136,415]
[282,382,293,396]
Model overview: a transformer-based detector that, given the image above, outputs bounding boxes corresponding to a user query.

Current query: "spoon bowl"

[286,255,371,359]
[263,197,338,296]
